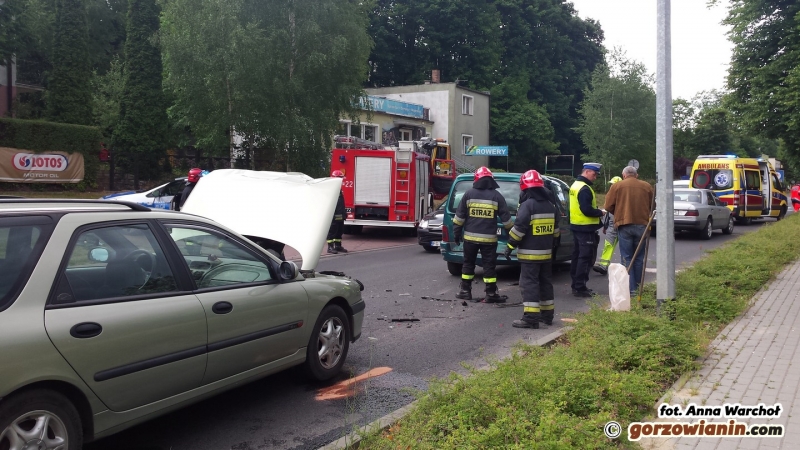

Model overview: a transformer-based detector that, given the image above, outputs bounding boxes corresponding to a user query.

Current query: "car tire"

[700,217,713,240]
[0,389,83,450]
[447,262,462,277]
[305,304,350,381]
[422,244,439,253]
[722,216,734,235]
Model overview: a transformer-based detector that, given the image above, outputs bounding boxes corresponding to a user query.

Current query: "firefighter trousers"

[462,241,497,283]
[520,262,554,325]
[327,219,344,244]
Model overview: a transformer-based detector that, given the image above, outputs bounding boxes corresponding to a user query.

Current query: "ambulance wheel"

[777,206,787,221]
[447,262,463,277]
[737,217,752,225]
[700,218,713,240]
[722,216,735,235]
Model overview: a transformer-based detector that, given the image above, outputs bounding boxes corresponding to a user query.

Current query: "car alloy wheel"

[305,304,350,381]
[722,216,734,235]
[0,390,82,450]
[701,218,713,240]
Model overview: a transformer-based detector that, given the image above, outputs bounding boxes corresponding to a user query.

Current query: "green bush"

[0,118,102,189]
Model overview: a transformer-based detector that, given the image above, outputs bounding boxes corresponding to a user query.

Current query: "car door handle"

[70,322,103,339]
[212,301,233,314]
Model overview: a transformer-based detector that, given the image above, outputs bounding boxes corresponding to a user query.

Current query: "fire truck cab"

[331,136,432,231]
[417,137,457,200]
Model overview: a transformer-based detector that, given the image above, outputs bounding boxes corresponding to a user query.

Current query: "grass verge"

[358,214,800,449]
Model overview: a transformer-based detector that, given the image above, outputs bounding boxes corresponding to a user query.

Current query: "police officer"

[453,167,513,302]
[327,170,348,254]
[505,170,559,329]
[175,167,202,211]
[569,162,606,297]
[593,176,622,275]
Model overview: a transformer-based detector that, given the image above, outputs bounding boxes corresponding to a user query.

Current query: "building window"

[400,129,412,141]
[339,122,379,142]
[462,134,473,155]
[462,95,474,116]
[364,125,377,142]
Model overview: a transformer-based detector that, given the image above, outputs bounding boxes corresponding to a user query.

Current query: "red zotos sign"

[12,153,70,171]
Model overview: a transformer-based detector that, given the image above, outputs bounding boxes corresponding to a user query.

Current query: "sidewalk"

[647,259,800,449]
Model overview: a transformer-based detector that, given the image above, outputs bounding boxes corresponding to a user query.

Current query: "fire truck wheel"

[344,225,362,235]
[447,262,463,277]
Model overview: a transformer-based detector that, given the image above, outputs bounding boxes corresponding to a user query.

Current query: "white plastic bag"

[608,263,631,311]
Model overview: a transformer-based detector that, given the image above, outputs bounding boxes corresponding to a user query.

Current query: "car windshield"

[674,189,703,203]
[448,180,519,213]
[692,169,733,190]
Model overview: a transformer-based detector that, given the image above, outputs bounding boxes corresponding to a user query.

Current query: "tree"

[45,0,92,124]
[160,0,373,175]
[112,0,168,188]
[722,0,800,152]
[577,50,656,180]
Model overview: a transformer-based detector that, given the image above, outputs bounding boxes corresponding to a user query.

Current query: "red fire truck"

[331,136,433,231]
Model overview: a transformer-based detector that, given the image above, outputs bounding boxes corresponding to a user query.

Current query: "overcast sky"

[568,0,733,100]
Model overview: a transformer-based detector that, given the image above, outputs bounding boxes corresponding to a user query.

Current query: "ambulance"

[690,155,788,223]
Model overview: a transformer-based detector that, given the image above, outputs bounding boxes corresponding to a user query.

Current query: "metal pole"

[656,0,675,312]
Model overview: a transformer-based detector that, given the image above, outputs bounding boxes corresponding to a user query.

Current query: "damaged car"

[0,170,364,448]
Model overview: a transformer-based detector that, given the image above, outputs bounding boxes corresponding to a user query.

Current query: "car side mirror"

[279,261,299,281]
[88,247,110,262]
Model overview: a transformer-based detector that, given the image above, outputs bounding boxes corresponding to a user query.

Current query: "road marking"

[315,367,393,401]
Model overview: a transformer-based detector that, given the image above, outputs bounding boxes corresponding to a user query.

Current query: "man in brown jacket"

[603,166,654,294]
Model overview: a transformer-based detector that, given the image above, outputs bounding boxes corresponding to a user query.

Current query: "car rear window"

[448,180,520,213]
[0,216,54,311]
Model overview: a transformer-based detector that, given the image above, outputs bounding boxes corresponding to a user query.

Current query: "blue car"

[441,172,575,276]
[101,177,188,210]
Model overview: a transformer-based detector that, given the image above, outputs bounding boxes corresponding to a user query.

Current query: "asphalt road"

[85,218,780,450]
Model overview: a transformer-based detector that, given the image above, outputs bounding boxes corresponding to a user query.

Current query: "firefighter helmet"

[474,166,493,181]
[187,168,202,183]
[331,170,345,178]
[610,176,622,184]
[520,170,544,189]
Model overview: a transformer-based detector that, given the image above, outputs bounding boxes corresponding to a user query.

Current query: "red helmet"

[474,166,493,181]
[187,167,202,183]
[520,170,544,189]
[331,170,345,178]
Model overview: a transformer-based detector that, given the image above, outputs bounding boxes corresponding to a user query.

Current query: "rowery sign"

[465,145,508,156]
[0,147,85,183]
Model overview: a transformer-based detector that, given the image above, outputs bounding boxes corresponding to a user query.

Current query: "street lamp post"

[656,0,676,311]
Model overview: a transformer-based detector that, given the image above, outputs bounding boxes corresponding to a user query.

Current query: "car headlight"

[419,219,429,228]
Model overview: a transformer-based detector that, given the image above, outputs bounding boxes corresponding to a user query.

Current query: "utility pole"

[656,0,675,311]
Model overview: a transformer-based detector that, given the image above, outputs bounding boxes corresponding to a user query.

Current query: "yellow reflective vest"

[569,180,600,226]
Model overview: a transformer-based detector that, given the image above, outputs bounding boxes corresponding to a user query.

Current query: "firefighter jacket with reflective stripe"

[453,188,513,243]
[333,191,345,222]
[569,178,602,232]
[507,196,559,262]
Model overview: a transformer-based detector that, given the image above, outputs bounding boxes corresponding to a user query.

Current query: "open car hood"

[181,169,341,271]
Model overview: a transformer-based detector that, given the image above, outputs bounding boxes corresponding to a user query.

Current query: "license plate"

[431,241,440,247]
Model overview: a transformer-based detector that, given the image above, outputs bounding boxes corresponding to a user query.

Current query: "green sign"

[465,146,508,156]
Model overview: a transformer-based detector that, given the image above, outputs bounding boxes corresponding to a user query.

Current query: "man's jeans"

[617,224,646,293]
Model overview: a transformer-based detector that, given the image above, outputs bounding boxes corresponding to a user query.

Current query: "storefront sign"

[0,147,85,183]
[465,146,508,156]
[363,96,425,119]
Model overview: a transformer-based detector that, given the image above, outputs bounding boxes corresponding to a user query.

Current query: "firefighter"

[569,162,606,297]
[505,170,559,329]
[327,170,348,254]
[453,167,514,302]
[593,176,622,275]
[175,167,202,211]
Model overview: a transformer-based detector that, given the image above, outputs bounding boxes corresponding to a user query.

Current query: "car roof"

[0,199,152,212]
[453,172,563,182]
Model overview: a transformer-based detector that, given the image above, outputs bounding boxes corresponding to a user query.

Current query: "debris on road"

[390,318,420,323]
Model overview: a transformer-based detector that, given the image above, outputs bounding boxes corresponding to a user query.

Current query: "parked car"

[652,188,734,239]
[101,177,188,210]
[674,179,690,188]
[0,171,365,447]
[440,173,574,276]
[417,198,446,253]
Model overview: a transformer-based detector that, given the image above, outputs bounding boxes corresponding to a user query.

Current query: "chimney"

[431,69,441,84]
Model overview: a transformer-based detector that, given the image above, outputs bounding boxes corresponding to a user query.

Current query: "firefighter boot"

[327,243,338,254]
[335,243,348,253]
[542,310,555,326]
[483,283,505,303]
[455,279,472,300]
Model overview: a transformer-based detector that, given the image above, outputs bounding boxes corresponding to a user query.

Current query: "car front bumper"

[417,228,443,245]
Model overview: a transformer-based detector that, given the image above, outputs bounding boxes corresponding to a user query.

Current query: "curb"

[317,327,569,450]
